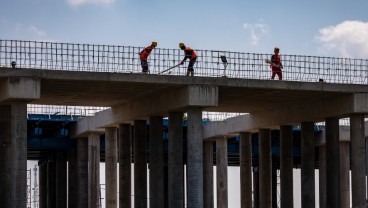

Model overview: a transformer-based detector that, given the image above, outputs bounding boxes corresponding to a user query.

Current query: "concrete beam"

[73,85,218,137]
[0,77,40,102]
[203,93,368,139]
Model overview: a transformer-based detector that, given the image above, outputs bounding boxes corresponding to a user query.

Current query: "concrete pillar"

[119,124,131,208]
[68,146,77,208]
[339,141,350,208]
[47,159,56,207]
[203,141,214,208]
[105,127,118,208]
[301,122,315,208]
[134,120,147,208]
[168,112,184,208]
[259,129,272,208]
[325,117,340,207]
[77,138,88,208]
[149,116,164,208]
[350,114,366,207]
[0,102,27,208]
[240,132,252,208]
[253,167,259,208]
[39,161,48,208]
[280,125,293,208]
[187,107,203,208]
[56,153,67,208]
[88,133,100,208]
[272,166,277,208]
[216,137,228,208]
[318,145,326,208]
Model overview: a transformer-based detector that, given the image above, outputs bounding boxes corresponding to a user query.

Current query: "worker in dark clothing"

[139,41,157,73]
[270,47,283,80]
[179,42,197,76]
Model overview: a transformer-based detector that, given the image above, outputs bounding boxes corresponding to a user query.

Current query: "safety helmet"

[179,42,185,48]
[152,41,157,47]
[11,61,16,65]
[274,47,280,52]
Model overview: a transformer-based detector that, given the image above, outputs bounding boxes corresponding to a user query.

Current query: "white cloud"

[243,20,269,45]
[66,0,115,7]
[316,20,368,59]
[29,26,46,37]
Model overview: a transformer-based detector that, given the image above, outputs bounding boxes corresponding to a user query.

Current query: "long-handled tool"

[158,63,181,75]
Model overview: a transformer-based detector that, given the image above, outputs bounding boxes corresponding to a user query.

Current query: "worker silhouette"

[139,41,157,73]
[270,47,283,80]
[179,42,197,76]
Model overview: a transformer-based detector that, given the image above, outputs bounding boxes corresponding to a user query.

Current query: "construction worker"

[139,41,157,73]
[11,61,16,69]
[270,47,283,80]
[179,42,197,76]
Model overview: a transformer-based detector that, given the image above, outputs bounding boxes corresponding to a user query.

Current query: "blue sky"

[1,0,368,58]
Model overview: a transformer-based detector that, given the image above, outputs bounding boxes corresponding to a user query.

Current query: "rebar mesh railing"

[2,40,368,84]
[27,104,109,117]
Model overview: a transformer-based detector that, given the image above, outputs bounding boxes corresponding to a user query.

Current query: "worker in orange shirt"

[179,42,197,76]
[270,47,283,80]
[139,41,157,73]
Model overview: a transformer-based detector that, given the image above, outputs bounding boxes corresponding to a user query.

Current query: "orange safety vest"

[184,47,197,60]
[140,46,153,60]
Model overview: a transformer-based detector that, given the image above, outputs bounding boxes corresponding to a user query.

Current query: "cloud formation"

[316,20,368,59]
[243,20,269,45]
[66,0,115,7]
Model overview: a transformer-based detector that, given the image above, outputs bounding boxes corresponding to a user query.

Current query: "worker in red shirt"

[179,42,197,76]
[270,47,283,80]
[139,41,157,73]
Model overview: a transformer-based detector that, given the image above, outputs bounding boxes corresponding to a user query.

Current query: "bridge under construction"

[1,40,368,208]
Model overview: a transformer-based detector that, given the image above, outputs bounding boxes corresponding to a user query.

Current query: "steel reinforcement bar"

[1,40,368,84]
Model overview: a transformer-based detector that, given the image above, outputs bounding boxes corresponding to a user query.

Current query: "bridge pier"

[88,133,100,208]
[134,120,148,208]
[168,112,184,208]
[105,127,117,208]
[216,137,228,208]
[280,125,293,208]
[119,124,132,208]
[340,141,350,208]
[318,145,326,208]
[259,128,272,208]
[149,116,164,208]
[301,122,315,208]
[240,132,252,208]
[0,102,28,208]
[77,138,89,207]
[203,141,214,208]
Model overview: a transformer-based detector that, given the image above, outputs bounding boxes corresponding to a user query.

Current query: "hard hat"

[11,61,16,65]
[274,47,280,52]
[179,42,185,48]
[152,41,157,47]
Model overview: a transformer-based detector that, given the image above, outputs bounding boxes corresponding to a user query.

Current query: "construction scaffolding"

[1,40,368,84]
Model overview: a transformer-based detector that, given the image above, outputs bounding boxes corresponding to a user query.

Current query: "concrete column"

[0,102,27,208]
[105,127,118,208]
[272,167,277,208]
[339,141,350,208]
[47,158,56,207]
[280,125,293,208]
[39,161,48,208]
[259,129,272,208]
[216,137,228,208]
[350,114,366,207]
[56,153,67,208]
[168,112,184,208]
[318,145,326,208]
[187,108,203,208]
[68,146,78,208]
[119,124,131,208]
[240,132,252,208]
[203,141,214,208]
[149,116,164,208]
[325,117,340,207]
[253,167,259,208]
[134,120,147,208]
[77,138,88,208]
[301,122,315,208]
[88,133,100,208]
